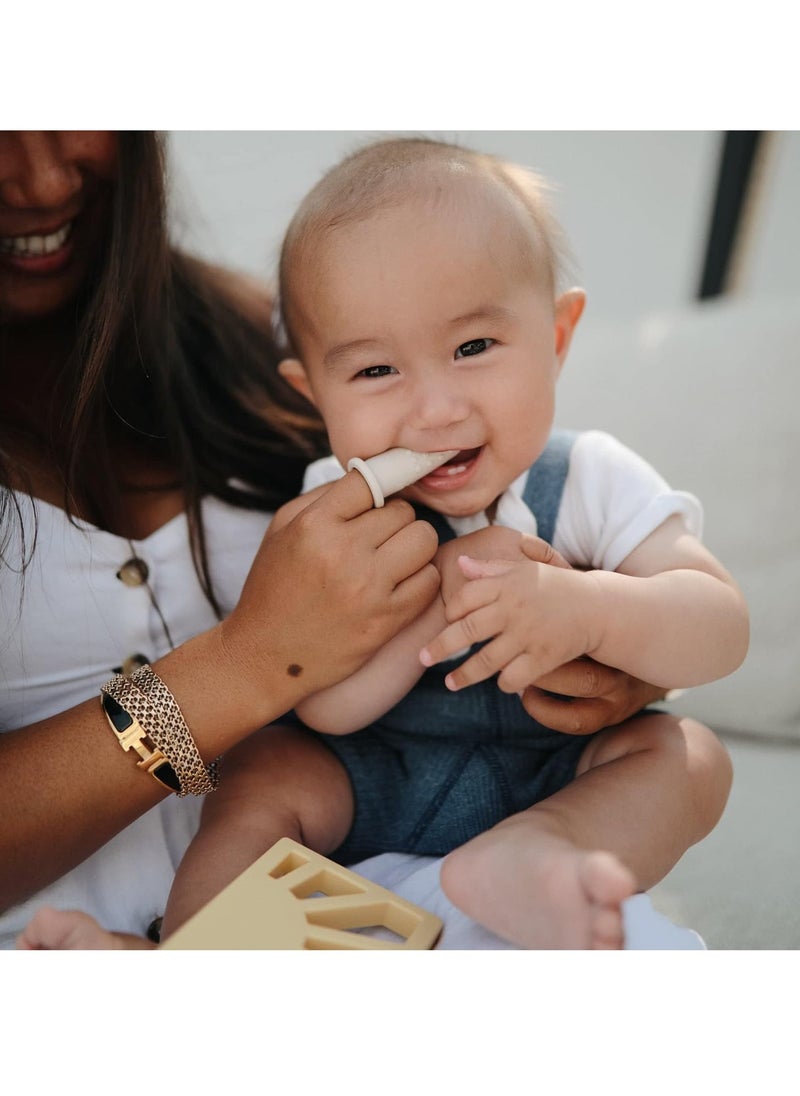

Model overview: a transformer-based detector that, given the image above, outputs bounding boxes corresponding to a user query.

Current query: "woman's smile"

[0,219,74,274]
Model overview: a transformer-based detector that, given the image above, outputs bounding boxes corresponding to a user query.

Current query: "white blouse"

[0,493,272,948]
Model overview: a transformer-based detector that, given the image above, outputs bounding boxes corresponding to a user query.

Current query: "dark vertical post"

[698,131,764,299]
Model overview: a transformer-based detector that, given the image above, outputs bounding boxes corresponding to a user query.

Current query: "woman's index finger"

[308,467,378,521]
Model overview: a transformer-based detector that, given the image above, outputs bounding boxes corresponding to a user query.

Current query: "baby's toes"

[590,904,625,950]
[583,850,637,908]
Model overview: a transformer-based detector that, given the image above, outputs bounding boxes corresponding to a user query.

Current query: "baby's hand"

[420,556,603,694]
[435,526,530,606]
[15,906,155,950]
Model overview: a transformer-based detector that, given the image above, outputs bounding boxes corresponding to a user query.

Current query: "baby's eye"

[455,338,494,359]
[355,364,397,379]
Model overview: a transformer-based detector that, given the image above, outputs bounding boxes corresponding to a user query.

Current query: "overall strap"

[521,429,578,546]
[412,504,456,543]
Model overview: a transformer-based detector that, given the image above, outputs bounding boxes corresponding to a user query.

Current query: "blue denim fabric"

[320,429,591,863]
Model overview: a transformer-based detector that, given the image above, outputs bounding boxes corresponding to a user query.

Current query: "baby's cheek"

[328,420,390,467]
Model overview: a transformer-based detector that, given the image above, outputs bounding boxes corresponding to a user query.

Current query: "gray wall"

[166,131,799,322]
[165,131,714,321]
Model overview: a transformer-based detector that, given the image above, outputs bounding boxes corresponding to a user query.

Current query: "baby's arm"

[423,514,749,694]
[295,524,528,734]
[296,594,445,733]
[581,514,748,686]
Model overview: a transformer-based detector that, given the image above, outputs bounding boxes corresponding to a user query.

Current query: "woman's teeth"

[0,222,72,257]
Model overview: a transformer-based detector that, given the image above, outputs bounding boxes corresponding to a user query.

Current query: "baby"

[156,137,745,949]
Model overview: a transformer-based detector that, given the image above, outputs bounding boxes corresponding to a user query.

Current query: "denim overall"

[323,429,594,864]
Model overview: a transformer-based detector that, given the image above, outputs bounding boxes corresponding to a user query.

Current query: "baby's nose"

[407,377,471,431]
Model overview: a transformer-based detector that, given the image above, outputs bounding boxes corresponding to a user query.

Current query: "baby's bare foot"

[440,830,636,949]
[572,850,637,949]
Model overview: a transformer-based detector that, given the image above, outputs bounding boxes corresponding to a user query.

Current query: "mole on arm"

[287,664,303,677]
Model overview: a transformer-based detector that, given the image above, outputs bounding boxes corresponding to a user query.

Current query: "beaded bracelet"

[100,665,219,797]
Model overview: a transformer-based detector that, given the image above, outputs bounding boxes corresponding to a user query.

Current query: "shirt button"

[121,653,150,676]
[116,558,149,586]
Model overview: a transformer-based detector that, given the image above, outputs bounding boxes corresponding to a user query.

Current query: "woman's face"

[0,132,118,323]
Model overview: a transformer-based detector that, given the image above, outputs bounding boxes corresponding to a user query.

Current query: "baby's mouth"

[426,447,482,476]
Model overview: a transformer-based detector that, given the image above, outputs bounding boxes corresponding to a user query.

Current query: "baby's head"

[278,137,585,518]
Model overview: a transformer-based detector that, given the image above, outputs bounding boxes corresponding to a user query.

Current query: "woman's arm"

[0,470,439,912]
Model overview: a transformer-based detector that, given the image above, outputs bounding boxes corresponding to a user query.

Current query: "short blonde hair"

[277,136,571,353]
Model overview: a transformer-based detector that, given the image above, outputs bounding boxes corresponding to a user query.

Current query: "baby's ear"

[553,288,586,367]
[278,358,315,404]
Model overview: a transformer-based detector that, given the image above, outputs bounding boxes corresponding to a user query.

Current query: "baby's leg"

[439,714,732,949]
[160,723,353,940]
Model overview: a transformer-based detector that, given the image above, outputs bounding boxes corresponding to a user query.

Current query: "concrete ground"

[649,733,800,949]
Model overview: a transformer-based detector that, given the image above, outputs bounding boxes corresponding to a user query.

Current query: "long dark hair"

[1,132,327,614]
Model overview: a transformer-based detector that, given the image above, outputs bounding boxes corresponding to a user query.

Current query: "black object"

[698,131,764,299]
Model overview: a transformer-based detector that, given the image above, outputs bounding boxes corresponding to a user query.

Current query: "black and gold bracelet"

[100,666,219,797]
[100,689,182,793]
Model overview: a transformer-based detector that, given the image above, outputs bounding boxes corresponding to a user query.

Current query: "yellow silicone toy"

[160,837,443,950]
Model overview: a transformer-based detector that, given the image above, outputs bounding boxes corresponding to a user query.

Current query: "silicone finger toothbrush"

[347,448,459,508]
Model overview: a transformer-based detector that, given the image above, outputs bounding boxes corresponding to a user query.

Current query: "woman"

[0,132,665,948]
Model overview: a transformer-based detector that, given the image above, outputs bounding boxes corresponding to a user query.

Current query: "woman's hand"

[519,660,668,735]
[427,533,667,735]
[222,469,440,706]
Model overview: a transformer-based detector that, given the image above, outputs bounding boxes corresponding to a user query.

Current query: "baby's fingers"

[457,554,516,580]
[442,635,518,691]
[420,605,501,671]
[518,535,572,570]
[497,655,543,695]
